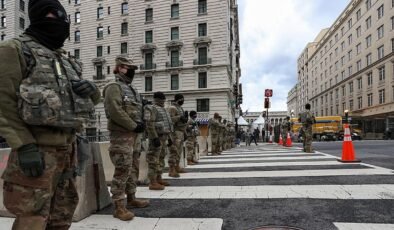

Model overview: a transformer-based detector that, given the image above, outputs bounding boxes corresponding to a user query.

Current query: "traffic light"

[264,98,270,109]
[238,94,243,104]
[233,84,238,95]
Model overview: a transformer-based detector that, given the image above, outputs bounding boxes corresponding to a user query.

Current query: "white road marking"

[334,222,394,230]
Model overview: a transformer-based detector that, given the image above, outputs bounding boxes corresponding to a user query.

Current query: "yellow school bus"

[291,116,343,141]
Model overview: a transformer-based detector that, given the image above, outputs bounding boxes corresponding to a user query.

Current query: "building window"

[366,34,371,47]
[171,27,179,40]
[198,23,207,37]
[1,0,6,9]
[74,49,80,59]
[378,66,385,81]
[145,8,153,22]
[1,34,5,41]
[1,16,6,27]
[197,99,209,112]
[366,16,371,29]
[75,0,80,4]
[349,100,354,111]
[170,50,179,67]
[171,4,179,18]
[391,16,394,30]
[19,17,24,29]
[348,18,352,29]
[358,97,362,109]
[341,41,345,51]
[377,25,384,39]
[367,93,373,106]
[349,82,354,93]
[95,65,103,80]
[198,47,208,64]
[377,4,384,19]
[379,89,385,104]
[145,52,153,69]
[342,85,346,96]
[145,76,152,92]
[74,30,80,42]
[348,34,352,45]
[357,60,362,71]
[107,66,111,75]
[366,0,371,10]
[121,22,128,35]
[342,102,346,114]
[107,46,110,54]
[75,12,80,23]
[377,45,384,59]
[348,50,352,61]
[96,46,103,57]
[171,74,179,90]
[357,77,362,89]
[19,0,24,11]
[121,3,128,15]
[97,26,103,39]
[120,42,127,54]
[356,26,361,38]
[335,89,339,99]
[392,38,394,52]
[348,66,353,76]
[198,72,207,88]
[356,43,361,54]
[97,7,104,19]
[108,6,111,15]
[366,53,372,66]
[356,9,361,20]
[367,72,373,86]
[107,26,111,35]
[145,30,153,43]
[198,0,207,14]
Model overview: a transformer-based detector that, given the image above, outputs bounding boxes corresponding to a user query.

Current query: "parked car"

[337,132,362,141]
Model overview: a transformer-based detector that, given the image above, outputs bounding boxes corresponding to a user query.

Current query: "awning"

[196,118,209,125]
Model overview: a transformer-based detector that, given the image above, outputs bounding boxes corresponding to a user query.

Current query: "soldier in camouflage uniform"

[299,103,316,153]
[281,116,291,146]
[103,57,149,221]
[217,116,224,154]
[167,94,188,177]
[185,111,200,165]
[208,113,221,155]
[0,1,100,229]
[144,92,173,190]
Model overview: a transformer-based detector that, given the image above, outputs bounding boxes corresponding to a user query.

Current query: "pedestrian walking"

[0,0,101,228]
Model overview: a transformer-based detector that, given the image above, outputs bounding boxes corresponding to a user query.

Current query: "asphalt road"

[293,140,394,170]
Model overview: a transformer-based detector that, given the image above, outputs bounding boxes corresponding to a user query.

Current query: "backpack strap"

[13,37,36,79]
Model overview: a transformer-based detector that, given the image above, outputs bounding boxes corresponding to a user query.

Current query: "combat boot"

[187,160,195,165]
[113,200,134,221]
[157,175,170,186]
[168,166,180,178]
[175,164,186,173]
[149,179,165,190]
[127,193,150,208]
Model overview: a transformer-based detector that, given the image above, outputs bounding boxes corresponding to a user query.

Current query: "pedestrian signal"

[264,98,270,109]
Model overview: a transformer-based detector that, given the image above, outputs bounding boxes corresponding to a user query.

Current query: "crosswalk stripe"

[135,184,394,200]
[334,222,394,230]
[200,152,314,158]
[162,168,393,179]
[198,155,335,162]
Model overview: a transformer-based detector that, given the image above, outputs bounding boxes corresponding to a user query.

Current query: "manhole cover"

[250,226,304,230]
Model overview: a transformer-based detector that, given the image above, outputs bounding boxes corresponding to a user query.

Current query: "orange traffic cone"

[278,134,283,145]
[285,132,292,147]
[338,124,361,163]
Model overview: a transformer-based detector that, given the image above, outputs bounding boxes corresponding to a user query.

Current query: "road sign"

[265,89,273,97]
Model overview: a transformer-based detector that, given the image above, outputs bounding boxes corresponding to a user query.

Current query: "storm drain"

[249,226,304,230]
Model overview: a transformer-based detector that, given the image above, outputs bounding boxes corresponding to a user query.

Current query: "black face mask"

[126,69,135,82]
[26,18,70,50]
[177,100,184,106]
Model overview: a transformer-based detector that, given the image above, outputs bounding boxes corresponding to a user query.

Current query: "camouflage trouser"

[131,133,143,183]
[303,128,313,152]
[282,131,287,145]
[211,133,220,154]
[221,137,226,150]
[218,135,223,152]
[2,144,78,230]
[168,131,184,167]
[109,131,136,201]
[185,136,196,161]
[146,135,168,181]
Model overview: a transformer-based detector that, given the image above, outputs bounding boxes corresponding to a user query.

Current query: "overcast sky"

[238,0,351,113]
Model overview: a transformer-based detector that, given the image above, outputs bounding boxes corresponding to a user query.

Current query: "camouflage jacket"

[167,103,187,132]
[0,37,100,149]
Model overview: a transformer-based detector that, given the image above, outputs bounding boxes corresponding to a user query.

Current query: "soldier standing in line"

[299,103,316,153]
[221,119,228,151]
[185,111,200,165]
[0,0,101,228]
[144,92,173,190]
[281,116,291,146]
[208,113,221,155]
[217,116,224,154]
[103,57,149,221]
[167,94,188,177]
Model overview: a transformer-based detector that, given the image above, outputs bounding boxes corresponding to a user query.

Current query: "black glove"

[71,79,97,98]
[134,122,145,133]
[180,116,188,123]
[142,99,152,106]
[167,138,173,147]
[184,111,189,118]
[152,138,161,148]
[17,144,45,177]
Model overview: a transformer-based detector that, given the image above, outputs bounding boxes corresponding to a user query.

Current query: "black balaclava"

[126,69,135,82]
[25,0,70,50]
[154,92,166,107]
[174,94,184,106]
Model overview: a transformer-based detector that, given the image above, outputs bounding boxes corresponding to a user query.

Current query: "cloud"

[238,0,350,113]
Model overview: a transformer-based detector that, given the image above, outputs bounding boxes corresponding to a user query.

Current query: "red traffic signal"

[265,89,273,97]
[264,98,270,109]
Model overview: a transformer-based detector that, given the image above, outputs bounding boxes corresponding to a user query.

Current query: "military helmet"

[115,56,138,70]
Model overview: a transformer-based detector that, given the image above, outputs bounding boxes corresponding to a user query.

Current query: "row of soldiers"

[208,113,236,155]
[103,57,202,221]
